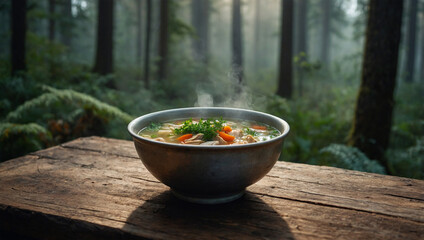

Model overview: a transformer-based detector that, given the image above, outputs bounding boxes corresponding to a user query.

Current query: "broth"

[138,118,280,145]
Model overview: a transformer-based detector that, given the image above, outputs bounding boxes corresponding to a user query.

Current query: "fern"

[388,137,424,179]
[6,86,133,123]
[320,144,386,174]
[0,122,48,137]
[0,122,51,161]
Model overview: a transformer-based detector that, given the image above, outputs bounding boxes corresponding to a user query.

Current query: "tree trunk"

[60,0,72,47]
[276,0,294,99]
[348,0,403,171]
[136,0,142,66]
[158,0,169,82]
[420,11,424,84]
[404,0,418,83]
[11,0,27,76]
[48,0,55,41]
[93,0,115,83]
[296,0,307,96]
[253,0,261,71]
[144,0,152,89]
[232,0,243,84]
[191,0,210,63]
[321,0,331,67]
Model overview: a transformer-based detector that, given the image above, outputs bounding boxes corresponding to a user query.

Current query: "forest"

[0,0,423,179]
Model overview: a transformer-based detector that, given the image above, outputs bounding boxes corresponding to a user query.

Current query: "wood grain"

[0,136,423,239]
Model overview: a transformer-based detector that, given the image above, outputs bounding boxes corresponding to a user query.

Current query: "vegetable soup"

[138,118,280,145]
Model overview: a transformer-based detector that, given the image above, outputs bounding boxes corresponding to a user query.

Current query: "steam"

[194,67,261,110]
[194,90,214,107]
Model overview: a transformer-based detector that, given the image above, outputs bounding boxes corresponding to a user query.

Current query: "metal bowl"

[128,107,290,204]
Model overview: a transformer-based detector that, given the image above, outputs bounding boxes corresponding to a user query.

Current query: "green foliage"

[169,0,194,41]
[388,138,424,179]
[0,122,51,161]
[293,52,321,72]
[6,86,133,124]
[269,85,355,164]
[26,32,69,82]
[1,85,134,161]
[0,77,41,116]
[320,144,386,174]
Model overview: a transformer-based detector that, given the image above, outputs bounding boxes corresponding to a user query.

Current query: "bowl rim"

[128,107,290,149]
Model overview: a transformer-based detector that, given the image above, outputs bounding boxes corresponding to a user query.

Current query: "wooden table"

[0,136,423,239]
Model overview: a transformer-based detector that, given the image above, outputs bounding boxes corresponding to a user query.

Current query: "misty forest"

[1,0,423,179]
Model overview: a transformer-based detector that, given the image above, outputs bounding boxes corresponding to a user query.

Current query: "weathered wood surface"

[0,136,423,240]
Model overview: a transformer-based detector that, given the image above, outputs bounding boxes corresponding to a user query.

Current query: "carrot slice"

[251,125,267,130]
[218,131,235,142]
[177,134,193,142]
[223,126,232,133]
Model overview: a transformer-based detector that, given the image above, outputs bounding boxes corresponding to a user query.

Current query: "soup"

[138,118,280,145]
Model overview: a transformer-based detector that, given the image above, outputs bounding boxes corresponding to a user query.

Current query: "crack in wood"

[250,191,424,224]
[383,193,424,202]
[128,176,160,184]
[61,145,139,160]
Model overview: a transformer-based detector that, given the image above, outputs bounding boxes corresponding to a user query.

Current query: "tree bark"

[144,0,152,89]
[276,0,294,99]
[191,0,210,63]
[420,11,424,84]
[60,0,72,47]
[158,0,169,82]
[48,0,55,41]
[348,0,403,171]
[136,0,142,66]
[232,0,243,84]
[296,0,307,96]
[404,0,418,83]
[11,0,27,76]
[253,0,261,71]
[321,0,331,67]
[93,0,115,82]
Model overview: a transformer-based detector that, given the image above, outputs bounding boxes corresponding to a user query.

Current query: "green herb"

[150,134,158,138]
[145,122,162,131]
[270,129,280,138]
[243,127,258,136]
[174,118,226,141]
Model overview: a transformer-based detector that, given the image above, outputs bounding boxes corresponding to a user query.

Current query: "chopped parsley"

[243,127,258,136]
[173,118,226,141]
[145,122,162,131]
[270,130,280,138]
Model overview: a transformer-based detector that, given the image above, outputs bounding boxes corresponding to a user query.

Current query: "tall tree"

[93,0,115,81]
[158,0,169,82]
[253,0,261,71]
[276,0,294,99]
[11,0,27,76]
[191,0,210,63]
[404,0,418,83]
[296,0,308,96]
[420,10,424,83]
[60,0,72,47]
[136,0,142,66]
[232,0,243,84]
[348,0,403,171]
[321,0,331,67]
[144,0,152,89]
[48,0,55,41]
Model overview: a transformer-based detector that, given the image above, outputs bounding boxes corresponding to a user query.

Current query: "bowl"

[128,107,290,204]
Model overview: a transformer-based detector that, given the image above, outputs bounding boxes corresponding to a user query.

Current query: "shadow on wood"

[122,190,294,239]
